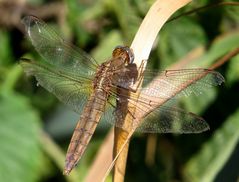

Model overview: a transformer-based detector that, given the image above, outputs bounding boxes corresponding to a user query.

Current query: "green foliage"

[91,30,123,62]
[182,32,239,114]
[226,54,239,84]
[0,30,13,66]
[183,108,239,182]
[158,17,207,68]
[195,32,239,67]
[0,93,43,182]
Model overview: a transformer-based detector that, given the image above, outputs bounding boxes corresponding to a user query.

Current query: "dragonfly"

[20,15,224,175]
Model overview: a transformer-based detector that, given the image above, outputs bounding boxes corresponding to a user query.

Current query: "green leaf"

[158,17,207,68]
[0,30,13,66]
[183,108,239,182]
[223,0,239,24]
[105,0,140,43]
[0,93,43,182]
[1,64,22,94]
[192,31,239,68]
[226,54,239,84]
[180,32,239,115]
[91,30,123,62]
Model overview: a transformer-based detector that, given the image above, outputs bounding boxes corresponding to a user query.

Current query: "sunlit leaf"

[91,30,123,62]
[158,17,207,68]
[193,31,239,68]
[226,54,239,84]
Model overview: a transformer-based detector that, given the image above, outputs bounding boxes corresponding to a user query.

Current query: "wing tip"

[21,15,39,26]
[207,69,225,85]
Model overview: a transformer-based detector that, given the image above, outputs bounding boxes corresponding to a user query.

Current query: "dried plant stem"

[210,47,239,70]
[112,0,191,182]
[112,128,130,182]
[84,129,114,182]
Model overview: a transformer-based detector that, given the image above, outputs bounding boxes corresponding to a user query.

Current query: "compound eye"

[112,46,124,57]
[112,46,134,64]
[125,48,134,64]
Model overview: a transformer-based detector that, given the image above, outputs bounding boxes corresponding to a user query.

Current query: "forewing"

[20,58,92,114]
[132,69,224,133]
[21,15,98,76]
[113,68,224,99]
[141,69,224,99]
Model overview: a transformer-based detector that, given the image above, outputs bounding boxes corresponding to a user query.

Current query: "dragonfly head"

[112,46,134,65]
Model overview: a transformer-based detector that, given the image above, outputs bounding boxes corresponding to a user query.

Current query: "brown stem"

[210,47,239,70]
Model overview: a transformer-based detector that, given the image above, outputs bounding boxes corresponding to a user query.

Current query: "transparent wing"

[21,15,98,76]
[20,58,92,114]
[142,68,224,98]
[104,91,209,133]
[104,67,225,133]
[134,101,209,133]
[114,68,224,99]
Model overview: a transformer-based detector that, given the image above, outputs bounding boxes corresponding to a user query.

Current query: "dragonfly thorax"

[93,46,136,91]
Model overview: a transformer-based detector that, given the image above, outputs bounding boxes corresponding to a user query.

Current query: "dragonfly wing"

[99,85,134,131]
[105,92,209,133]
[135,104,209,133]
[20,58,92,114]
[113,68,224,99]
[104,86,210,133]
[104,68,224,133]
[133,70,225,132]
[141,68,225,99]
[21,15,98,75]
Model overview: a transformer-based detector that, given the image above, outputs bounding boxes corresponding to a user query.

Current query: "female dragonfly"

[20,15,224,175]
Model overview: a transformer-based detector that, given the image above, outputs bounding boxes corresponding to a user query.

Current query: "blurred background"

[0,0,239,182]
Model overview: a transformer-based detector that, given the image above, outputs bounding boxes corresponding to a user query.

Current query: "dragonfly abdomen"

[64,90,108,175]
